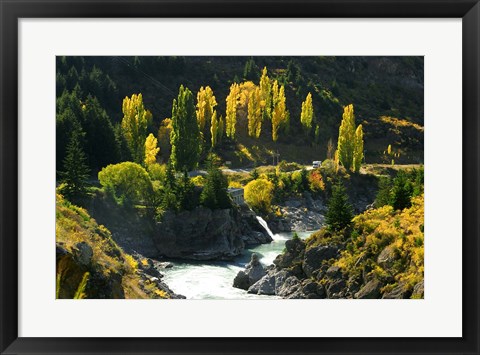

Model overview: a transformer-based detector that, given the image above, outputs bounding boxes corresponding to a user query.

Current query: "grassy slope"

[56,194,170,299]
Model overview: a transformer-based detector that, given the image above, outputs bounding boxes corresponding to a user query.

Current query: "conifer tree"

[170,85,201,171]
[300,92,314,135]
[144,133,160,166]
[247,86,262,138]
[337,104,356,171]
[325,182,353,232]
[352,124,364,173]
[60,131,90,199]
[200,156,231,209]
[226,83,240,139]
[121,93,152,164]
[177,169,197,210]
[161,160,178,211]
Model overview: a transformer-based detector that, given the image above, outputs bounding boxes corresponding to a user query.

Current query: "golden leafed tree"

[247,86,262,138]
[144,133,160,166]
[196,86,217,144]
[300,92,314,135]
[353,124,364,173]
[271,80,287,142]
[121,93,152,164]
[337,104,356,171]
[259,67,272,121]
[226,83,240,139]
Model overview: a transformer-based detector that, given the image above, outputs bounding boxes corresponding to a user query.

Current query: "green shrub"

[98,162,153,207]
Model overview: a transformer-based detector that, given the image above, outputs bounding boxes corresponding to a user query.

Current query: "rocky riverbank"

[233,195,425,299]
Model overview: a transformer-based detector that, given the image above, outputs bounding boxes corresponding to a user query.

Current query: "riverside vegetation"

[56,56,423,299]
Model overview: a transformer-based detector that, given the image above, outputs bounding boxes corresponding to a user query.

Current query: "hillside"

[56,56,423,172]
[240,194,424,299]
[56,193,183,299]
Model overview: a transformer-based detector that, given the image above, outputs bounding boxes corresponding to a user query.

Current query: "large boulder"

[248,274,276,295]
[355,278,384,299]
[302,245,339,277]
[233,253,267,290]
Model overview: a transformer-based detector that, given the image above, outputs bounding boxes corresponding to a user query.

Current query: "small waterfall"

[255,216,275,239]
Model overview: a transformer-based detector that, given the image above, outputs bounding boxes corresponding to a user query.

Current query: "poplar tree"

[271,81,287,142]
[170,85,201,171]
[144,133,160,166]
[121,93,152,164]
[218,115,225,142]
[300,92,314,135]
[337,104,356,171]
[210,111,219,148]
[352,124,364,173]
[248,86,262,138]
[196,86,217,145]
[226,83,240,139]
[259,67,272,122]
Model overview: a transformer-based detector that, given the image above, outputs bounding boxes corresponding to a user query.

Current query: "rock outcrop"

[233,253,267,290]
[153,207,271,261]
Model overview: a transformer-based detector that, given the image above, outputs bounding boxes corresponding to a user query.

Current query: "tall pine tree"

[325,182,353,232]
[59,131,90,199]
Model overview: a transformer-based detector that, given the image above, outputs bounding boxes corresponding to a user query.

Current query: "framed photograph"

[1,0,479,354]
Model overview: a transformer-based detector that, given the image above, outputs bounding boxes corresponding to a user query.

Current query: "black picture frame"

[1,1,479,354]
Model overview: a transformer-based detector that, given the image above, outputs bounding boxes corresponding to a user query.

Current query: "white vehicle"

[312,160,321,168]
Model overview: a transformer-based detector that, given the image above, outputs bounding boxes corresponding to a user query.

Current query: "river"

[161,222,312,299]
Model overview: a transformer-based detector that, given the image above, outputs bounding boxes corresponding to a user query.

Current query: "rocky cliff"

[153,206,272,261]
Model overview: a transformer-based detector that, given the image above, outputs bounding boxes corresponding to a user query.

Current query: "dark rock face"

[153,207,270,261]
[302,245,339,278]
